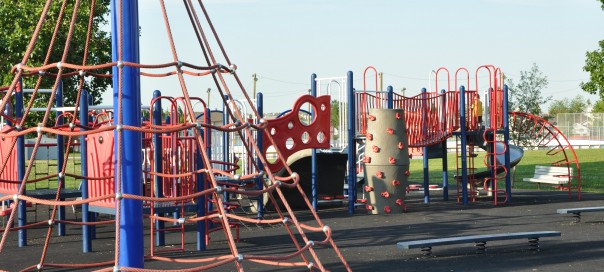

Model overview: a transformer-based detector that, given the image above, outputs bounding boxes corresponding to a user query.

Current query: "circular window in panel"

[285,137,295,150]
[265,145,278,164]
[298,102,317,126]
[316,131,326,144]
[301,131,310,144]
[287,121,294,130]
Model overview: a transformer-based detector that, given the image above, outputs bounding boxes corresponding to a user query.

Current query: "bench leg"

[421,246,433,256]
[475,241,487,254]
[528,237,540,251]
[573,212,581,223]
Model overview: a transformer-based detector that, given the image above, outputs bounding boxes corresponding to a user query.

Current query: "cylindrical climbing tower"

[363,109,410,214]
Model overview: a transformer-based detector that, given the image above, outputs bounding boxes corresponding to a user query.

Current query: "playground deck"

[1,189,603,271]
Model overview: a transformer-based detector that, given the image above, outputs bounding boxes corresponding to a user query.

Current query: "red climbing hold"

[366,204,374,210]
[404,170,410,176]
[368,115,376,121]
[392,180,401,186]
[364,186,374,192]
[395,112,402,120]
[386,128,394,134]
[380,191,390,198]
[366,133,373,141]
[363,156,372,163]
[388,157,396,164]
[384,206,391,214]
[398,142,404,149]
[376,171,384,178]
[372,145,380,153]
[395,199,404,206]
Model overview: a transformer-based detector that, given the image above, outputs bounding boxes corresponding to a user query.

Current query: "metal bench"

[557,206,604,222]
[396,231,561,256]
[523,165,572,187]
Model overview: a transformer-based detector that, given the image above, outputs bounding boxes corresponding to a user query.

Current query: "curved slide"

[267,149,348,209]
[471,142,524,179]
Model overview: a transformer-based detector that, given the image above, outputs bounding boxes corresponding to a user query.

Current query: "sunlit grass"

[408,148,604,193]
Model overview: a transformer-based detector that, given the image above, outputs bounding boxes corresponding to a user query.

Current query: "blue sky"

[116,0,604,113]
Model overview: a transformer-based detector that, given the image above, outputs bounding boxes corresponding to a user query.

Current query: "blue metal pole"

[111,0,143,267]
[222,95,229,170]
[440,89,448,201]
[346,71,356,214]
[152,90,165,246]
[255,92,264,219]
[56,81,66,236]
[16,78,26,247]
[421,88,430,203]
[80,90,91,252]
[387,86,393,109]
[87,95,96,240]
[503,85,511,203]
[310,74,318,210]
[196,108,209,251]
[459,86,469,205]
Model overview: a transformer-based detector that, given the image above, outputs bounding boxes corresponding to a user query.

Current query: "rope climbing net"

[0,0,350,271]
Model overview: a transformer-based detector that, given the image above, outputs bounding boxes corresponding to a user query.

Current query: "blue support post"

[387,86,393,109]
[459,86,469,205]
[80,90,92,252]
[310,74,318,210]
[152,90,165,246]
[503,85,511,203]
[346,71,356,214]
[16,78,26,247]
[255,93,264,219]
[203,109,213,244]
[195,108,208,251]
[421,88,430,203]
[111,0,143,268]
[222,95,229,169]
[440,89,449,201]
[56,81,66,236]
[87,95,96,239]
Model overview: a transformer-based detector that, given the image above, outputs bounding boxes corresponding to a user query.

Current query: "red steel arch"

[509,112,581,200]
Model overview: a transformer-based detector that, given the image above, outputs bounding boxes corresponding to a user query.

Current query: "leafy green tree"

[0,1,111,126]
[592,99,604,113]
[548,95,591,116]
[330,100,340,140]
[506,63,551,116]
[581,0,604,99]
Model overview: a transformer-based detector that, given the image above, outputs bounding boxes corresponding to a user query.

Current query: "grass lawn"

[407,148,604,193]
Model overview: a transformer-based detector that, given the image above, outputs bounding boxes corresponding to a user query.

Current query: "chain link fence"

[554,113,604,147]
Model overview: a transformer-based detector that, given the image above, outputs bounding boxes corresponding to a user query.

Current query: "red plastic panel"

[0,126,18,194]
[87,126,116,209]
[262,95,331,173]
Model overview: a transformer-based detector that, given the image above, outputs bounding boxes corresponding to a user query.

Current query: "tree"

[593,99,604,113]
[0,1,111,126]
[548,95,591,116]
[581,1,604,99]
[330,100,340,141]
[506,63,551,116]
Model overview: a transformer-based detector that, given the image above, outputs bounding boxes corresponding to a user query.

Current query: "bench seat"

[396,231,561,255]
[523,166,572,185]
[557,206,604,222]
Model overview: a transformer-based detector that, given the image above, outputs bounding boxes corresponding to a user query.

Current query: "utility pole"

[207,88,211,109]
[252,73,258,98]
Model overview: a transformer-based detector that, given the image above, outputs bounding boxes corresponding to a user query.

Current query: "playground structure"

[309,65,581,212]
[0,1,585,271]
[0,1,350,271]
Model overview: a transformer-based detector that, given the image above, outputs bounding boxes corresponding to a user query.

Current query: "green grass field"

[21,148,604,194]
[407,148,604,193]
